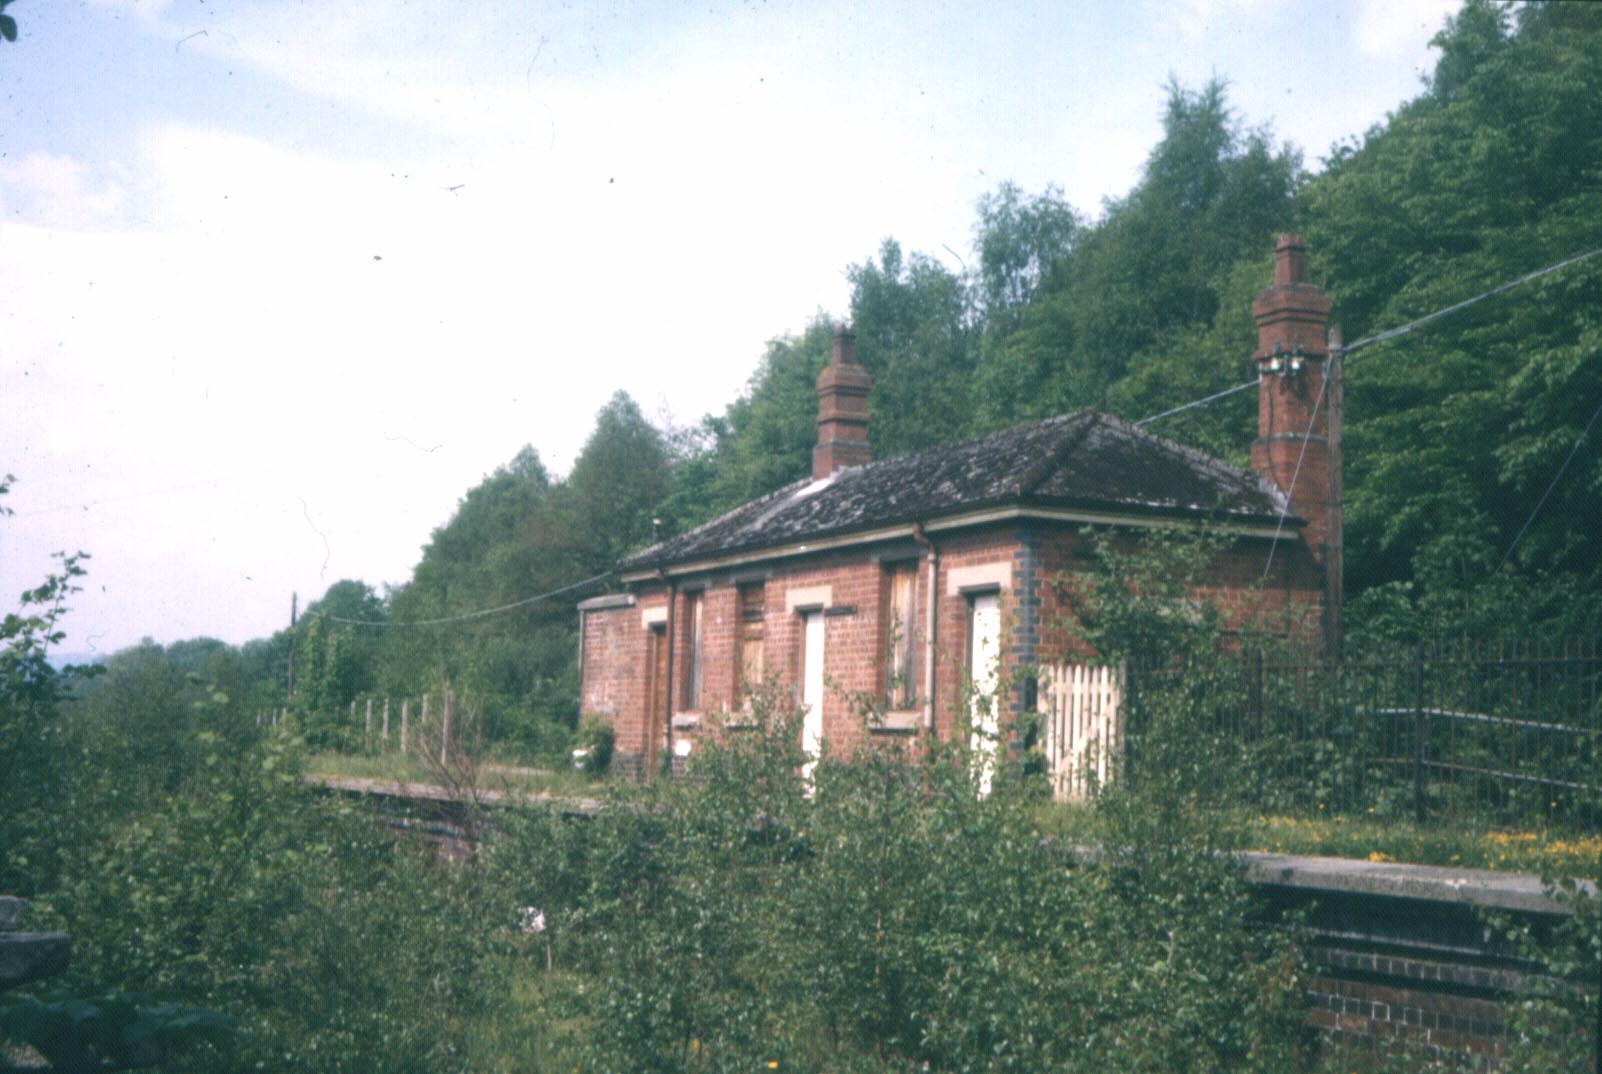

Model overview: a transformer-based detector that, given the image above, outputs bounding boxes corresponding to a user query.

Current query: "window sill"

[870,709,923,735]
[671,713,702,731]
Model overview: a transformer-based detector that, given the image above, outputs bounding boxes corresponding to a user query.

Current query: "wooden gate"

[1038,663,1124,801]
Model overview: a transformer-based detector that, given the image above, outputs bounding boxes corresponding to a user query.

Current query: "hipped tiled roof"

[618,410,1292,573]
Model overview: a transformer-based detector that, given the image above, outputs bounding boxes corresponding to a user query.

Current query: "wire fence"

[1123,638,1602,831]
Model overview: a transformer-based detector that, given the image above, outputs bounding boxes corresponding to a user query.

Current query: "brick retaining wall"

[1244,853,1591,1065]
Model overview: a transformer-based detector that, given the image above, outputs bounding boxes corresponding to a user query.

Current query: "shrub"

[575,714,615,776]
[491,680,1316,1073]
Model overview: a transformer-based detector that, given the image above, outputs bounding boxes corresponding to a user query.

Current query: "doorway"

[800,610,825,784]
[967,592,1001,795]
[645,624,668,775]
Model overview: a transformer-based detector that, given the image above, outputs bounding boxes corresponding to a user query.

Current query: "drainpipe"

[660,570,676,778]
[912,523,939,734]
[576,608,586,692]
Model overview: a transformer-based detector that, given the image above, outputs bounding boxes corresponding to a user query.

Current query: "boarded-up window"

[736,582,765,703]
[883,560,918,709]
[684,591,704,710]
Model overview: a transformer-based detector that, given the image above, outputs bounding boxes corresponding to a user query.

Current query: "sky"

[2,0,1461,657]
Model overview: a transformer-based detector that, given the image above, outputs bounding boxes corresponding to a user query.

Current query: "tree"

[1065,79,1299,408]
[972,181,1079,331]
[558,391,671,575]
[668,319,834,524]
[1300,0,1602,636]
[848,239,977,455]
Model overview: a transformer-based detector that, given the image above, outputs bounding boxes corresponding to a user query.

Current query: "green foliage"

[560,392,673,577]
[37,726,506,1073]
[62,636,259,810]
[1301,0,1602,638]
[1051,524,1243,663]
[574,714,614,776]
[1496,874,1601,1073]
[0,990,235,1073]
[1,479,94,896]
[848,239,978,456]
[973,181,1080,329]
[487,682,1313,1073]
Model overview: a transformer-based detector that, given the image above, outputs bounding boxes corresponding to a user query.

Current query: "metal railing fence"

[1114,637,1602,830]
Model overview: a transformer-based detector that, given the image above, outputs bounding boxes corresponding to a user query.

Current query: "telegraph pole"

[286,591,298,699]
[1326,325,1345,662]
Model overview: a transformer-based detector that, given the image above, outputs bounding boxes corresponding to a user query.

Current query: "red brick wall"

[584,519,1324,772]
[1031,524,1324,663]
[666,550,912,760]
[578,595,667,774]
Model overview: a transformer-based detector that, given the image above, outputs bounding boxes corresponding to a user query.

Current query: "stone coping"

[310,775,606,816]
[0,897,71,991]
[1240,852,1594,916]
[307,777,1596,916]
[576,592,635,611]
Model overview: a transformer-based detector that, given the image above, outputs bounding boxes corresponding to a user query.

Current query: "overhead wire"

[324,247,1602,629]
[1132,379,1257,427]
[1260,366,1331,580]
[1124,244,1602,580]
[328,571,613,628]
[1340,243,1602,356]
[1497,395,1602,570]
[1133,243,1602,429]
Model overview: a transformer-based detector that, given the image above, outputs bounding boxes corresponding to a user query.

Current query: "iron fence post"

[1413,643,1426,825]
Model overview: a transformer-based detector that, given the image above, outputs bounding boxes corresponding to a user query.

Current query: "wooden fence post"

[381,699,390,748]
[364,698,373,750]
[441,686,453,768]
[400,698,410,755]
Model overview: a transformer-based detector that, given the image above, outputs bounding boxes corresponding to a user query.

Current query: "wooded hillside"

[222,0,1602,756]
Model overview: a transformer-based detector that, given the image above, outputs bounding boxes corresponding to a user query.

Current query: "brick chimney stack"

[813,325,873,479]
[1252,234,1334,563]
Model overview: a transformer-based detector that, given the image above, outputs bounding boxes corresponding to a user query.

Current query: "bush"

[490,682,1316,1073]
[41,731,504,1074]
[575,714,615,776]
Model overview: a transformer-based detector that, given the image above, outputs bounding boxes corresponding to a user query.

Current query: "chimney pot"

[832,325,857,364]
[1274,233,1310,286]
[813,322,872,479]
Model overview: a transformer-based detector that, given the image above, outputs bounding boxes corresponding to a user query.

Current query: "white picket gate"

[1038,663,1124,801]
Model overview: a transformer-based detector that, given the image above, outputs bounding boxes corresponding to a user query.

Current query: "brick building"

[579,235,1337,777]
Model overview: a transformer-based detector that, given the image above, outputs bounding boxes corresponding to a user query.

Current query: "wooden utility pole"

[286,592,298,698]
[1326,326,1345,662]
